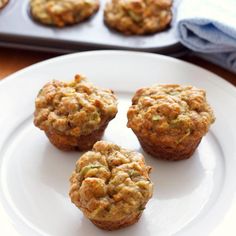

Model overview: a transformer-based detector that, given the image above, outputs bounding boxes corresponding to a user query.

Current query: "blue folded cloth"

[177,0,236,73]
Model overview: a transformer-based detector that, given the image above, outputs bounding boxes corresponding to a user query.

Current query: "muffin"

[34,74,117,151]
[30,0,99,27]
[127,84,215,161]
[104,0,172,35]
[0,0,9,9]
[69,141,153,230]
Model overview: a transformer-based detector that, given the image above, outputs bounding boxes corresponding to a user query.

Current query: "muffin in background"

[30,0,99,27]
[34,74,117,151]
[127,84,215,161]
[69,141,153,230]
[104,0,172,35]
[0,0,9,9]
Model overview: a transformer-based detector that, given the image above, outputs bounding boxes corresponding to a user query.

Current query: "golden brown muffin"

[69,141,153,230]
[104,0,172,35]
[34,74,117,151]
[0,0,9,9]
[127,84,215,161]
[30,0,99,27]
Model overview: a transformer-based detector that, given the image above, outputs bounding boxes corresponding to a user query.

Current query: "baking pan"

[0,0,186,55]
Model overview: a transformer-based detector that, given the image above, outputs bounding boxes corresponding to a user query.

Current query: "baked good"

[127,84,215,161]
[0,0,9,9]
[69,141,153,230]
[30,0,99,27]
[34,74,117,151]
[104,0,172,35]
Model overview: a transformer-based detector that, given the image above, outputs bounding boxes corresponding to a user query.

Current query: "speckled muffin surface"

[34,74,117,151]
[69,141,153,230]
[127,84,215,160]
[104,0,172,35]
[30,0,99,27]
[0,0,9,9]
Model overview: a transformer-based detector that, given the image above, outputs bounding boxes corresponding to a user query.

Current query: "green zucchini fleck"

[80,164,104,178]
[128,11,142,22]
[152,115,161,121]
[176,129,191,144]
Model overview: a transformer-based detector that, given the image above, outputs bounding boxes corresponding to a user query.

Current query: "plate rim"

[0,50,236,236]
[1,50,236,95]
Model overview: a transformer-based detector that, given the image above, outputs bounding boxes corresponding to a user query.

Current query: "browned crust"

[137,135,202,161]
[0,0,9,9]
[104,0,172,35]
[30,0,100,27]
[90,212,142,230]
[104,15,172,35]
[45,122,108,151]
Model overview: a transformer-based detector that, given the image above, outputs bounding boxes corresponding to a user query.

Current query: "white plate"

[0,51,236,236]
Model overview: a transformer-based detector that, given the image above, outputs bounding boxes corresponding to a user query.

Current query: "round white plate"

[0,51,236,236]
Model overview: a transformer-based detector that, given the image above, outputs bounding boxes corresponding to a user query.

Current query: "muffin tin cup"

[0,0,187,55]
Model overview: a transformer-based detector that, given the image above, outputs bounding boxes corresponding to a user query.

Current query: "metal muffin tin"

[0,0,186,55]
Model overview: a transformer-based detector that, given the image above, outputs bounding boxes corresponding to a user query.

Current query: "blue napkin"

[177,0,236,73]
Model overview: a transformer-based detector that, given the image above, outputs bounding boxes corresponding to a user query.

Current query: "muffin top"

[34,74,117,137]
[30,0,99,27]
[69,141,153,221]
[127,84,215,144]
[104,0,172,35]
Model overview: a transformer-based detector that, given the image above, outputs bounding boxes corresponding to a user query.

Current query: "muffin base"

[90,212,141,230]
[104,19,172,36]
[138,136,202,161]
[45,123,108,151]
